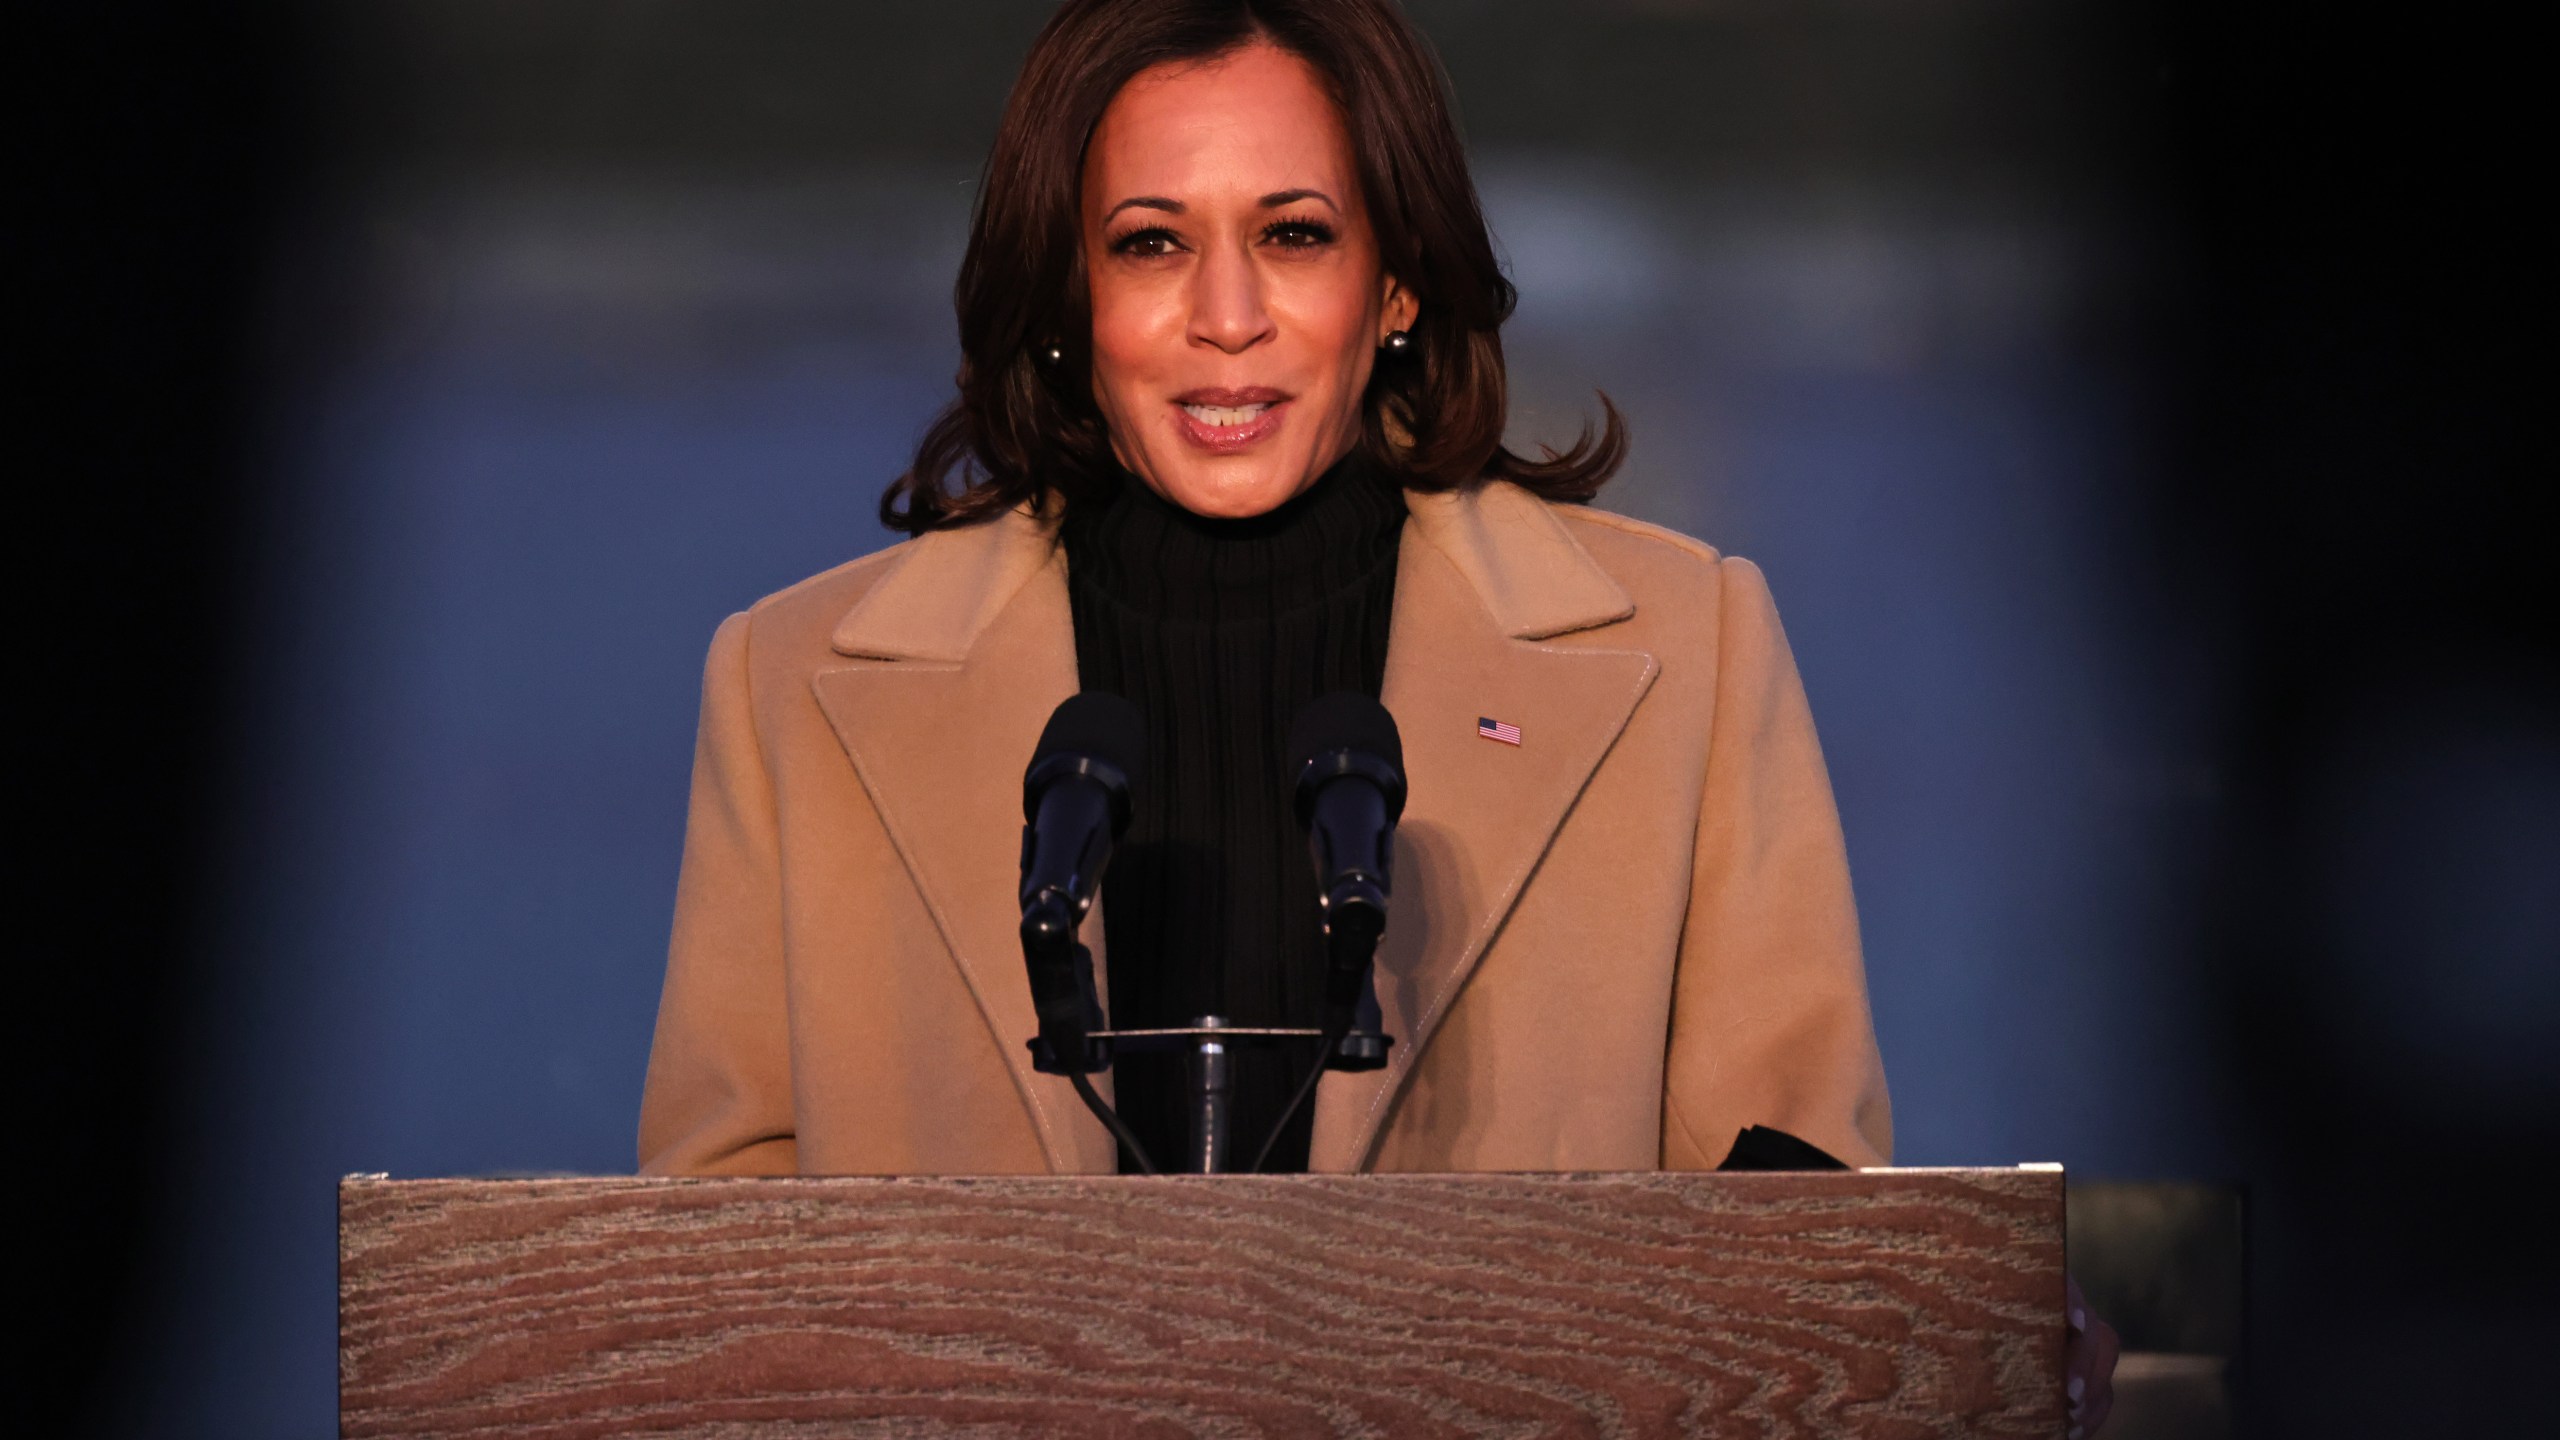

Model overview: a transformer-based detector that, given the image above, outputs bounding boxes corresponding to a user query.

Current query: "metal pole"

[1185,1014,1232,1173]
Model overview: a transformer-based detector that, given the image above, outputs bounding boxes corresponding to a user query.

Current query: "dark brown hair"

[881,0,1625,534]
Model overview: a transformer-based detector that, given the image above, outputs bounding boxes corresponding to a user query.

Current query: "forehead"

[1084,42,1355,206]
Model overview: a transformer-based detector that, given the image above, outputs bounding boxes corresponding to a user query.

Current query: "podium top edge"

[340,1165,2066,1188]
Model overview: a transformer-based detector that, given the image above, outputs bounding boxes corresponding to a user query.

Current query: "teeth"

[1182,403,1271,428]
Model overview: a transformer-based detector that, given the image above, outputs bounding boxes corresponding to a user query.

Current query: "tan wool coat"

[638,479,1893,1176]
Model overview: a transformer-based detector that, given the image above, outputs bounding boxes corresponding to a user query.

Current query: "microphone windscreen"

[1287,691,1404,779]
[1032,691,1146,786]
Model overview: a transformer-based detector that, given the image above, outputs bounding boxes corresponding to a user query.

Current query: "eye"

[1108,226,1183,258]
[1263,217,1337,249]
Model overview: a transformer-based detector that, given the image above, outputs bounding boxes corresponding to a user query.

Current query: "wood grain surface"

[339,1169,2064,1439]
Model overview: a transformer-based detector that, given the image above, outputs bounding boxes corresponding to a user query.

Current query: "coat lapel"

[809,510,1121,1175]
[1307,485,1659,1171]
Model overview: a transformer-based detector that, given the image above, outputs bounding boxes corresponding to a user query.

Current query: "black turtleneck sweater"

[1060,453,1406,1173]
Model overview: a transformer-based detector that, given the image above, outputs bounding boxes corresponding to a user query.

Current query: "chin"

[1151,458,1315,520]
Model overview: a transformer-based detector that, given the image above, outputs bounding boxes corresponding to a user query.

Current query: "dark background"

[28,2,2552,1434]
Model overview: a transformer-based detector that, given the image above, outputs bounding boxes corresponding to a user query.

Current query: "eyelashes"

[1107,225,1180,257]
[1105,216,1338,256]
[1262,216,1336,247]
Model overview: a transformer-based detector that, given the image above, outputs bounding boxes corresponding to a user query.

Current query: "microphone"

[1250,692,1405,1174]
[1017,691,1158,1173]
[1019,692,1143,1056]
[1287,691,1406,1035]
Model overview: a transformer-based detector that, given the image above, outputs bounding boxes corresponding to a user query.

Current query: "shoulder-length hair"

[881,0,1624,534]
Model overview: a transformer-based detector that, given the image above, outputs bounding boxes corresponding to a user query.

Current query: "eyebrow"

[1103,195,1183,221]
[1100,188,1342,222]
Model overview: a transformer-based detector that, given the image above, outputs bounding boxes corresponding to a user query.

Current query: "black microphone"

[1288,691,1407,1034]
[1019,692,1144,1059]
[1017,692,1160,1173]
[1250,692,1405,1174]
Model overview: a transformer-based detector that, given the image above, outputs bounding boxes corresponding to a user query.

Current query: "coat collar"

[829,501,1063,662]
[828,482,1636,662]
[814,482,1655,1173]
[1400,483,1635,640]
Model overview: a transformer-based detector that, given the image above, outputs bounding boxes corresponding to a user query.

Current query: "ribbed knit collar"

[1061,450,1407,620]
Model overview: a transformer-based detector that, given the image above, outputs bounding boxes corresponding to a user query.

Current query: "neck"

[1063,449,1406,617]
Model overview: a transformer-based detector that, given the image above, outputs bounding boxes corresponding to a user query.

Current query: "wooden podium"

[340,1168,2065,1437]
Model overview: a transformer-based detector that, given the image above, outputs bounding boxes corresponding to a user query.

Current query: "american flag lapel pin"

[1477,715,1522,746]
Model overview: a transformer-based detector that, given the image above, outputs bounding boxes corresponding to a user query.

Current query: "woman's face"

[1081,41,1415,519]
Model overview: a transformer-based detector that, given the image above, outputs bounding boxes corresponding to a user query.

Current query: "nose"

[1187,235,1275,354]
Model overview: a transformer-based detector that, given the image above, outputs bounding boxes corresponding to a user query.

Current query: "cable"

[1067,1066,1157,1176]
[1249,1023,1348,1175]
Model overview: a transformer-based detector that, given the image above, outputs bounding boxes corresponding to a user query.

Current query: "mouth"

[1172,388,1290,453]
[1181,401,1274,427]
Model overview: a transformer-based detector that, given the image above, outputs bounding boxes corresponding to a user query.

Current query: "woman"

[640,0,2112,1427]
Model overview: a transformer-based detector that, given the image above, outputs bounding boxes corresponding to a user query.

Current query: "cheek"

[1086,273,1177,411]
[1276,269,1381,374]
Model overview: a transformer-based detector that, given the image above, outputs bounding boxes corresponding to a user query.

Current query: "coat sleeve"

[636,610,800,1175]
[1659,558,1893,1170]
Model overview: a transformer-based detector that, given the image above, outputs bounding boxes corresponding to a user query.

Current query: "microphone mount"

[1027,1017,1392,1176]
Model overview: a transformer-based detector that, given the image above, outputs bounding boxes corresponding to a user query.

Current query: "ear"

[1379,271,1419,339]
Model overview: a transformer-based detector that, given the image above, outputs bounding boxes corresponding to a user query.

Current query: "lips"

[1171,386,1290,453]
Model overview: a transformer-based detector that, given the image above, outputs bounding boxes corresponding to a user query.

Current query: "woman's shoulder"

[747,541,915,622]
[1550,501,1785,658]
[720,503,1059,669]
[1551,501,1728,572]
[701,538,927,678]
[1480,482,1777,622]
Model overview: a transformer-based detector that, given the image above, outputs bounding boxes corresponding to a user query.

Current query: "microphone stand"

[1028,1012,1390,1174]
[1185,1015,1233,1175]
